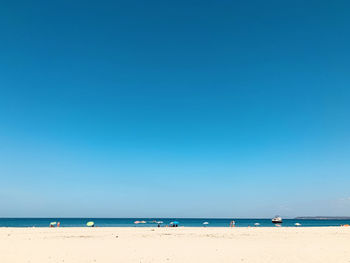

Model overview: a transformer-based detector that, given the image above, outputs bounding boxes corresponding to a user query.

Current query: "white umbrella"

[254,223,260,226]
[203,222,209,225]
[295,223,301,226]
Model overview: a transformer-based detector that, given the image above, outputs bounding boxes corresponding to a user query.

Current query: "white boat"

[272,216,283,224]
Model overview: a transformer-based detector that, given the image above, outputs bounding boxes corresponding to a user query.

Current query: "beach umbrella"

[140,221,146,224]
[156,221,163,224]
[254,223,260,226]
[203,222,209,225]
[134,221,140,224]
[294,223,301,226]
[50,222,57,227]
[86,221,95,227]
[169,221,179,226]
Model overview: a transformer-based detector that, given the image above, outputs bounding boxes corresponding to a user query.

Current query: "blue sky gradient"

[1,0,350,217]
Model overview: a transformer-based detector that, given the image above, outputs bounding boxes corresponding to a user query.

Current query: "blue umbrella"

[172,221,179,225]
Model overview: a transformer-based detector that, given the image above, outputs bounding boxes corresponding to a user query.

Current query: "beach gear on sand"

[50,222,57,227]
[86,221,95,227]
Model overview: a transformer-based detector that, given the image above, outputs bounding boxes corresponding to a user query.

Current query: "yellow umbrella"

[86,221,95,227]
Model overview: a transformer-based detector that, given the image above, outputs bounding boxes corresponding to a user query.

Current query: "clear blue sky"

[0,0,349,218]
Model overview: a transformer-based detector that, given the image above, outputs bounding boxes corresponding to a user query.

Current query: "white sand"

[1,227,350,263]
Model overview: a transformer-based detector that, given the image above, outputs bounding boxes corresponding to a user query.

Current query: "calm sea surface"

[0,218,349,227]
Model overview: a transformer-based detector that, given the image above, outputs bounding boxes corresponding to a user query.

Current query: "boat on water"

[272,216,283,224]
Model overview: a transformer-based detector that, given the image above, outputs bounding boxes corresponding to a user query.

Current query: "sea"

[0,218,349,227]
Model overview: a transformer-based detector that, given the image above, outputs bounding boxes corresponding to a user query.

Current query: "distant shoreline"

[1,218,350,228]
[294,217,350,220]
[1,217,350,220]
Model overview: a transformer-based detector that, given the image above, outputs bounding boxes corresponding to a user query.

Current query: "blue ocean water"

[0,218,349,227]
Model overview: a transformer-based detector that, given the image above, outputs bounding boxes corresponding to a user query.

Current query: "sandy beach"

[1,227,350,263]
